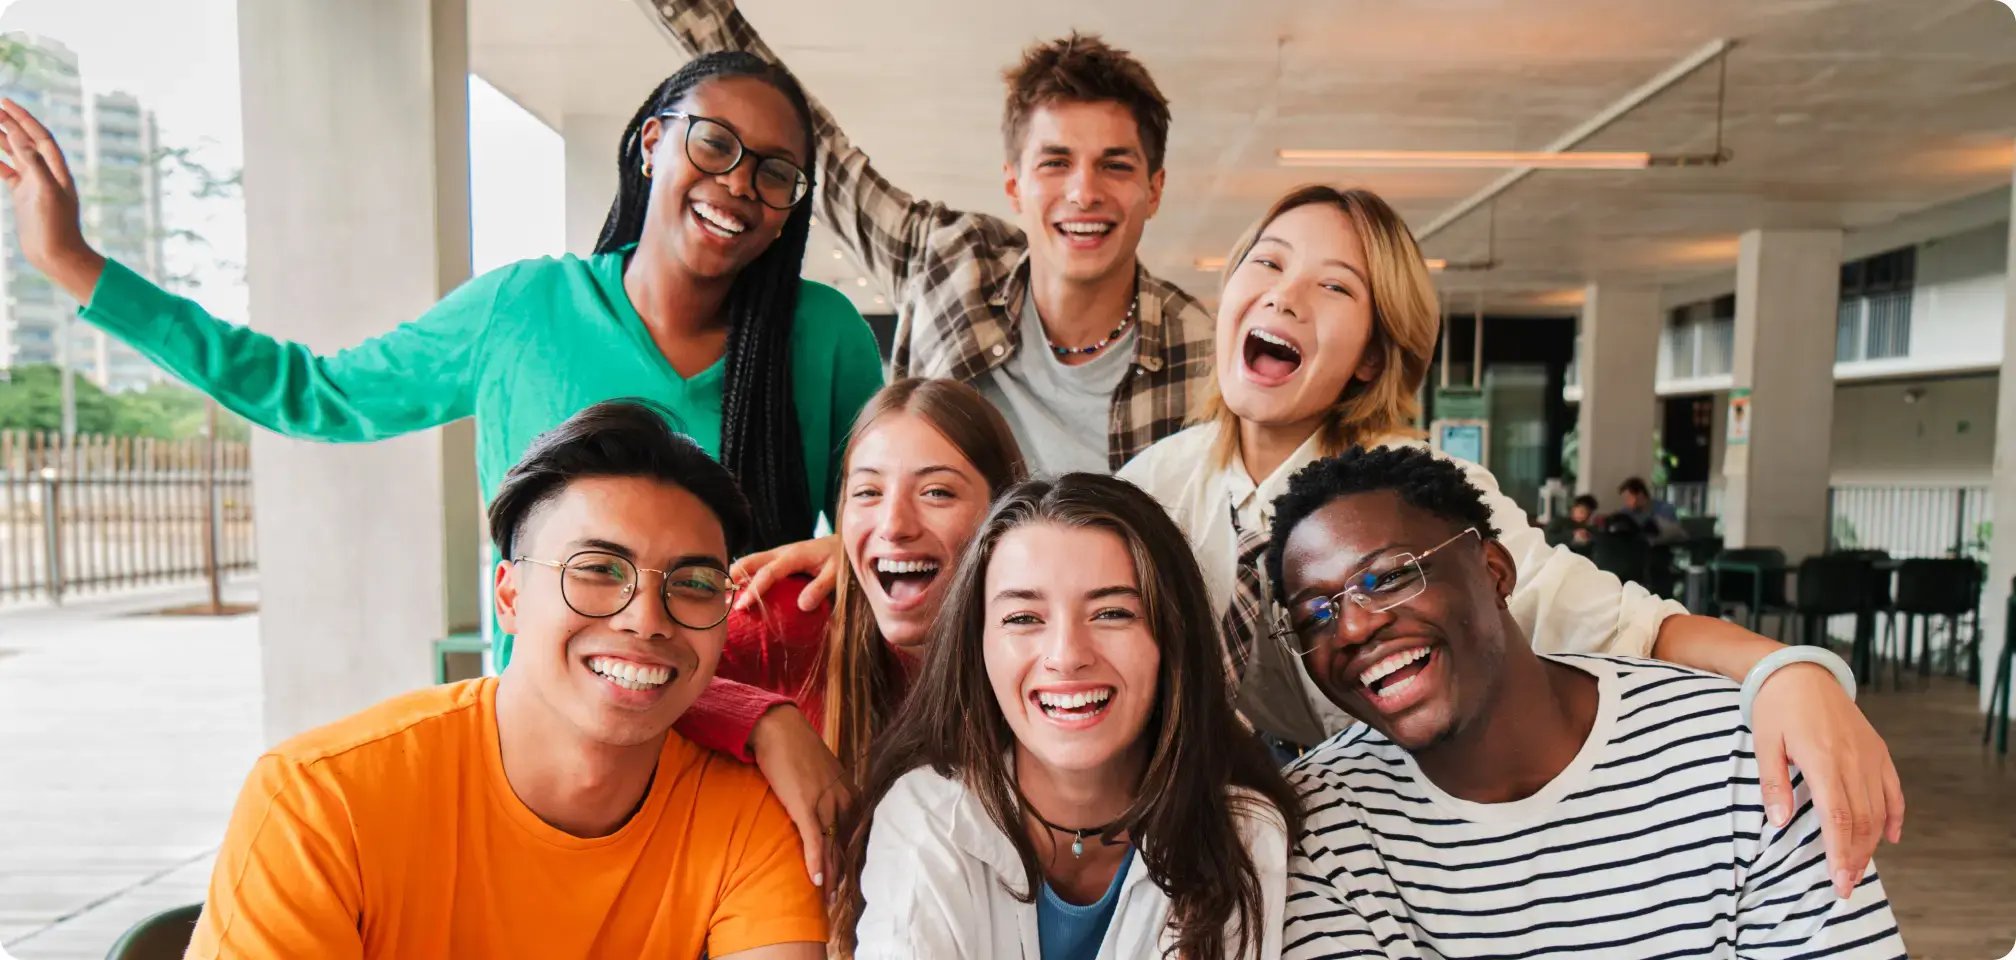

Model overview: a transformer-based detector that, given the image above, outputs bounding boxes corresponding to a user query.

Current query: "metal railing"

[1829,483,1990,559]
[0,430,255,606]
[1659,482,1723,519]
[1836,290,1914,363]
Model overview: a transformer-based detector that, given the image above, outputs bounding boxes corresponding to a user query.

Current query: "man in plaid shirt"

[647,0,1214,474]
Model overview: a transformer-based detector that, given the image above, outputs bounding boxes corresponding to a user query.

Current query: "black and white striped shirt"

[1283,655,1905,959]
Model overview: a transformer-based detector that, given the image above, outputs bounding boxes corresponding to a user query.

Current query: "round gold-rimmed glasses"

[513,550,735,630]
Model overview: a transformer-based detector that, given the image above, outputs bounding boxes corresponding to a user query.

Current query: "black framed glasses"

[514,550,735,630]
[1284,527,1480,659]
[657,111,811,210]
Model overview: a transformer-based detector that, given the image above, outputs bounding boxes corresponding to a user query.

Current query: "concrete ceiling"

[472,0,2016,316]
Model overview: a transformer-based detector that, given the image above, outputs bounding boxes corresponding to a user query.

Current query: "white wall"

[1909,221,2008,364]
[1829,374,1999,486]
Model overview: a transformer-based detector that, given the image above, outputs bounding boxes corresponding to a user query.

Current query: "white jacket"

[852,766,1288,959]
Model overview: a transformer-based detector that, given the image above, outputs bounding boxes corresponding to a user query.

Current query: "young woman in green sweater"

[0,51,878,884]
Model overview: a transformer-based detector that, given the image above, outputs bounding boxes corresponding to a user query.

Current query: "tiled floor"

[0,585,261,960]
[1,593,2011,958]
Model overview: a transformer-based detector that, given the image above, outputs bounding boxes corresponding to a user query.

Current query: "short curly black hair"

[1265,445,1499,599]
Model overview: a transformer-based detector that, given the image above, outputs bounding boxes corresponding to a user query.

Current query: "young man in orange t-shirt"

[188,401,826,959]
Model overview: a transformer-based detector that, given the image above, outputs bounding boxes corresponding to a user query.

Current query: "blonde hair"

[1196,185,1441,466]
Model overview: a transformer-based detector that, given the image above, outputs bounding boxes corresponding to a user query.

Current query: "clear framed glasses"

[1285,527,1480,658]
[657,110,811,210]
[514,550,735,630]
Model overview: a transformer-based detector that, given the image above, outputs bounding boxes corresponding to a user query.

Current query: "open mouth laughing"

[585,655,677,693]
[691,199,749,240]
[1054,217,1117,249]
[1338,644,1442,716]
[873,555,943,610]
[1241,326,1304,385]
[1030,684,1117,728]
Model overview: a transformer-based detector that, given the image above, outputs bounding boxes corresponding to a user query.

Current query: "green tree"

[0,364,247,440]
[0,364,115,433]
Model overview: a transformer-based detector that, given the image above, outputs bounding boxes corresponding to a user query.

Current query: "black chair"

[1590,532,1651,588]
[1711,547,1795,637]
[1792,555,1878,676]
[1829,549,1893,684]
[105,903,202,960]
[1884,558,1984,684]
[1983,575,2013,756]
[1679,516,1720,541]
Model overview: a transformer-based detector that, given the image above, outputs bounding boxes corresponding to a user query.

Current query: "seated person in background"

[1543,493,1598,551]
[1618,475,1686,543]
[187,401,825,959]
[1268,446,1904,959]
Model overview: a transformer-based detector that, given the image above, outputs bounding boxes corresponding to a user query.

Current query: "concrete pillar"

[1575,284,1661,505]
[1722,229,1843,559]
[1983,151,2016,714]
[237,0,479,743]
[563,113,628,255]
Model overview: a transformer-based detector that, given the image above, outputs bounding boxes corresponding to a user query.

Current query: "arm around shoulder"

[1439,450,1684,658]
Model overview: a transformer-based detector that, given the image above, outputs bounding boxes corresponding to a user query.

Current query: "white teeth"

[588,656,673,689]
[1036,688,1114,711]
[875,558,940,575]
[1250,328,1301,357]
[1057,221,1114,235]
[693,201,746,236]
[1358,647,1430,688]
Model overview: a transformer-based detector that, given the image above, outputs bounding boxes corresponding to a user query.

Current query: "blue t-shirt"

[1036,847,1134,960]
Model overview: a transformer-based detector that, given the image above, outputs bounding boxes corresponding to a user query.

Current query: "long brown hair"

[822,377,1029,775]
[832,474,1302,958]
[1197,184,1442,466]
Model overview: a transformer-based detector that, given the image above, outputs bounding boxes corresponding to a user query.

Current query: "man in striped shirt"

[1263,446,1905,959]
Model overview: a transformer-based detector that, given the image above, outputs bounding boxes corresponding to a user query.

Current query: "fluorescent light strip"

[1276,149,1653,170]
[1194,255,1447,272]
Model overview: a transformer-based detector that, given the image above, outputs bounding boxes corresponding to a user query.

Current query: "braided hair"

[595,52,817,550]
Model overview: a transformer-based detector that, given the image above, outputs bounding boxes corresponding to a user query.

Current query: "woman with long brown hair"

[717,376,1028,777]
[833,473,1296,959]
[1117,183,1902,886]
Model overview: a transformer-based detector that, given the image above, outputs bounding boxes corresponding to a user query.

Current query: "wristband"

[1739,646,1857,729]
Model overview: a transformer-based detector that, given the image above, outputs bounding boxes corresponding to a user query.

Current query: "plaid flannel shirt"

[646,0,1217,468]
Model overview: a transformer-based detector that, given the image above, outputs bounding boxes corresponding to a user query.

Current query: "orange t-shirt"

[186,677,825,958]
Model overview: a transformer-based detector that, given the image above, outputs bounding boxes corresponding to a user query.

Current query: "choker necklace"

[1046,295,1139,358]
[1023,801,1126,859]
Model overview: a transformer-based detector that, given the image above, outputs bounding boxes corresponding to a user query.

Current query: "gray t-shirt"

[977,295,1137,477]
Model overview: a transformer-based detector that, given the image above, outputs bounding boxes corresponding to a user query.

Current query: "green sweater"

[82,250,885,519]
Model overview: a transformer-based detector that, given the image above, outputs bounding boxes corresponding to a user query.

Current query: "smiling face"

[1215,202,1385,431]
[840,412,995,652]
[1277,489,1518,752]
[638,74,808,281]
[982,522,1161,779]
[1003,100,1164,290]
[494,475,731,748]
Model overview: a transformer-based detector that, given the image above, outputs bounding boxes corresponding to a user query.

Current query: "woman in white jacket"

[831,473,1296,960]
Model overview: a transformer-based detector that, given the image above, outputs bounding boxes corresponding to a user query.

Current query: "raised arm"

[0,98,483,443]
[646,0,1015,298]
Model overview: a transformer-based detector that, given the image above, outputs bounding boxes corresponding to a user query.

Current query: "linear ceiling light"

[1195,255,1453,272]
[1277,149,1654,170]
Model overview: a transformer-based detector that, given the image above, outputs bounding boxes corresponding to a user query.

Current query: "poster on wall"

[1727,388,1751,446]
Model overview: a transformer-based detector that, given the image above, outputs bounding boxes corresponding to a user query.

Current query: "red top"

[675,576,834,759]
[717,575,834,728]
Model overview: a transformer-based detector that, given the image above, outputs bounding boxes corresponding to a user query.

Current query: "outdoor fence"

[0,430,255,606]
